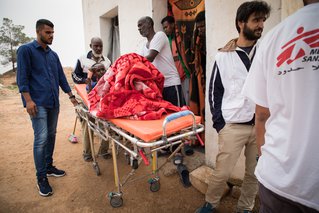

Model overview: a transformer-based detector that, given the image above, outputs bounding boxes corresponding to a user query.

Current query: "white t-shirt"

[141,31,181,87]
[243,3,319,210]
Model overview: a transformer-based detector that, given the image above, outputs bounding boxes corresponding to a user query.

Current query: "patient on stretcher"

[86,63,106,92]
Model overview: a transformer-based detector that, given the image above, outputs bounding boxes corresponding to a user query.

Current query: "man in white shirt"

[138,16,185,107]
[243,0,319,212]
[197,1,271,213]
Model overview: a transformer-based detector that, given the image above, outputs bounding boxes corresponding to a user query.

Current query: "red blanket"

[88,53,181,120]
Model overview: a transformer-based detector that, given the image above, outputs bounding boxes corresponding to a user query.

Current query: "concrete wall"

[82,0,119,53]
[82,0,167,58]
[82,0,304,180]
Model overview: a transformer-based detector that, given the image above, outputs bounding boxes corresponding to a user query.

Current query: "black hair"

[195,11,205,23]
[36,19,54,31]
[144,16,154,27]
[235,1,271,33]
[161,16,175,25]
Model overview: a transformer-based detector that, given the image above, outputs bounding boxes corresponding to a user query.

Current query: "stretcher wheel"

[93,162,101,176]
[110,196,123,208]
[150,180,160,192]
[132,159,138,169]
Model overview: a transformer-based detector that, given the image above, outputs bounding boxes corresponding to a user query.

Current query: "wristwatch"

[69,95,76,100]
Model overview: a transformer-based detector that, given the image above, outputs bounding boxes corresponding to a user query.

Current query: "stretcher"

[74,84,204,208]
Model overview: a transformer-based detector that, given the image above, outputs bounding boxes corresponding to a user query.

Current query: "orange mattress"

[74,84,201,142]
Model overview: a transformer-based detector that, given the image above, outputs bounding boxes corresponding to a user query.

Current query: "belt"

[235,121,255,126]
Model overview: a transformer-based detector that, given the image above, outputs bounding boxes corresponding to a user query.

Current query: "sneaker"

[47,165,66,177]
[37,177,53,197]
[195,202,215,213]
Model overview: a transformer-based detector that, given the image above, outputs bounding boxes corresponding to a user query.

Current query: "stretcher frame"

[74,84,204,208]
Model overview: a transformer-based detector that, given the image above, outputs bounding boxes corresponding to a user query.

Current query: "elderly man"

[72,37,111,162]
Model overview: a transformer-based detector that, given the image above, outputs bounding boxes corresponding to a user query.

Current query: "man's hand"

[26,100,37,117]
[69,95,79,107]
[255,104,270,156]
[70,97,79,107]
[22,92,37,117]
[68,92,79,107]
[85,78,92,85]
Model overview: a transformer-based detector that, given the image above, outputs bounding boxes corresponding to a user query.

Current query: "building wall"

[82,0,304,180]
[82,0,118,52]
[82,0,166,58]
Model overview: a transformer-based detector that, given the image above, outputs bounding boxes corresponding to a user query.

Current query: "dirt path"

[0,69,242,213]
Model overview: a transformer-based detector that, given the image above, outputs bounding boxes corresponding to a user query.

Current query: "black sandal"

[177,163,191,188]
[184,144,194,156]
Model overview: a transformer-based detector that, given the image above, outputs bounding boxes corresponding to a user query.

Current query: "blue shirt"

[17,40,71,108]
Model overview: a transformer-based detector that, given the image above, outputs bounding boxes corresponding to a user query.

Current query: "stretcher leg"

[111,139,120,189]
[148,151,160,192]
[88,125,100,176]
[109,139,123,208]
[152,151,157,175]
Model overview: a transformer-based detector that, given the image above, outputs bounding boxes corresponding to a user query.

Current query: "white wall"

[82,0,119,53]
[82,0,167,58]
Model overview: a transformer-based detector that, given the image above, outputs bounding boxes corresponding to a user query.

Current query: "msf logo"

[276,27,319,68]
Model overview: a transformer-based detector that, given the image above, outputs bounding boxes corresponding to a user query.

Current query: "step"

[190,165,230,196]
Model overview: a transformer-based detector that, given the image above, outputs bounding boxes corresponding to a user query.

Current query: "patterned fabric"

[88,53,181,120]
[167,0,205,67]
[168,0,205,141]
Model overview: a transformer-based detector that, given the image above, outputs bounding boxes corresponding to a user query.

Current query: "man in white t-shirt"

[137,16,185,107]
[243,1,319,212]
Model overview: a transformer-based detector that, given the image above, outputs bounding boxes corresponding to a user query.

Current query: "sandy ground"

[0,69,250,213]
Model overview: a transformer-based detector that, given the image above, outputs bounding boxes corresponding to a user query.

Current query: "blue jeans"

[31,106,59,179]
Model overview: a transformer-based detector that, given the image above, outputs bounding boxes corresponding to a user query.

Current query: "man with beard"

[72,37,111,162]
[17,19,78,196]
[196,1,271,213]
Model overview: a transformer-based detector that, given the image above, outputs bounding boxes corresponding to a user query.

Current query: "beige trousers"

[206,123,258,211]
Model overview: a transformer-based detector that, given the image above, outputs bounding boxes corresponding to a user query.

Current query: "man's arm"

[209,62,225,133]
[16,45,37,116]
[21,92,37,117]
[255,104,270,156]
[55,55,78,106]
[145,49,159,62]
